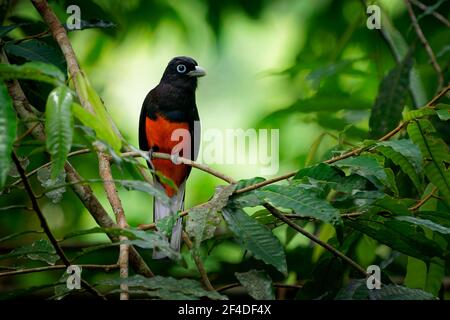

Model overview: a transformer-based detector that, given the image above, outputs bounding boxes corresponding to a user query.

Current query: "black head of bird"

[160,56,206,91]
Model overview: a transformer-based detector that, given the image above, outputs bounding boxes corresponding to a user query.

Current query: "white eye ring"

[176,64,187,73]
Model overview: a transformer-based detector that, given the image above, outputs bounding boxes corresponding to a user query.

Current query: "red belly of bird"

[145,115,190,197]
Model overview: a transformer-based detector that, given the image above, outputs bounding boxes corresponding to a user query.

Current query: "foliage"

[0,0,449,301]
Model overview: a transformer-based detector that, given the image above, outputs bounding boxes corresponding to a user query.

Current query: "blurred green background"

[1,0,449,297]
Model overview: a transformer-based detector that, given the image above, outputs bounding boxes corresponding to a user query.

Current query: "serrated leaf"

[377,139,422,172]
[255,184,342,227]
[336,279,436,300]
[0,61,65,86]
[45,86,73,179]
[369,284,436,300]
[376,145,422,192]
[37,164,66,204]
[222,206,287,275]
[0,82,17,188]
[346,214,443,262]
[407,120,450,204]
[99,275,227,300]
[369,53,412,138]
[333,155,394,191]
[235,270,275,300]
[186,184,236,248]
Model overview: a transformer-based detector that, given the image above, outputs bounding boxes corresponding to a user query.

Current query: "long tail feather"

[153,182,185,259]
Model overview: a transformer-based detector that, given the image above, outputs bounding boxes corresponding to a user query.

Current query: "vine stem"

[11,152,106,300]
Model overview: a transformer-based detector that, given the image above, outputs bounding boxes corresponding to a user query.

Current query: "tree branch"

[11,152,106,300]
[404,0,444,90]
[98,152,129,300]
[409,0,450,29]
[2,51,154,279]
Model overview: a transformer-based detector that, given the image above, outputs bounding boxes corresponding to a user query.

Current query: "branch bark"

[98,152,129,300]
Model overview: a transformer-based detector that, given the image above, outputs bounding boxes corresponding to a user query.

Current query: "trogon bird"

[139,56,206,258]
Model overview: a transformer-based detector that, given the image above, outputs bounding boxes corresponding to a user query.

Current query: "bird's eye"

[176,64,187,73]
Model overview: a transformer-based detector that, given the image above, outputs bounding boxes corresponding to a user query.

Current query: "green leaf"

[261,95,371,124]
[186,184,236,249]
[370,284,436,300]
[5,40,67,72]
[376,144,422,192]
[407,120,450,204]
[118,180,170,206]
[61,225,179,259]
[99,275,227,300]
[74,73,121,152]
[0,239,59,265]
[45,86,73,179]
[369,52,412,138]
[337,279,436,300]
[395,216,450,235]
[0,61,65,86]
[222,206,287,275]
[379,8,427,107]
[37,166,67,203]
[346,214,443,262]
[294,163,343,181]
[0,82,17,188]
[377,139,422,172]
[435,104,450,121]
[235,270,275,300]
[255,184,342,227]
[0,24,20,38]
[333,155,394,191]
[155,215,176,237]
[404,257,427,290]
[403,107,436,121]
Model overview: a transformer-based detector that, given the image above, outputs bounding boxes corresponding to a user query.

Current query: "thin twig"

[409,0,450,28]
[121,151,236,184]
[98,152,129,300]
[11,152,106,300]
[409,187,438,211]
[182,232,215,291]
[0,264,119,278]
[10,148,91,187]
[404,0,444,90]
[265,203,368,277]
